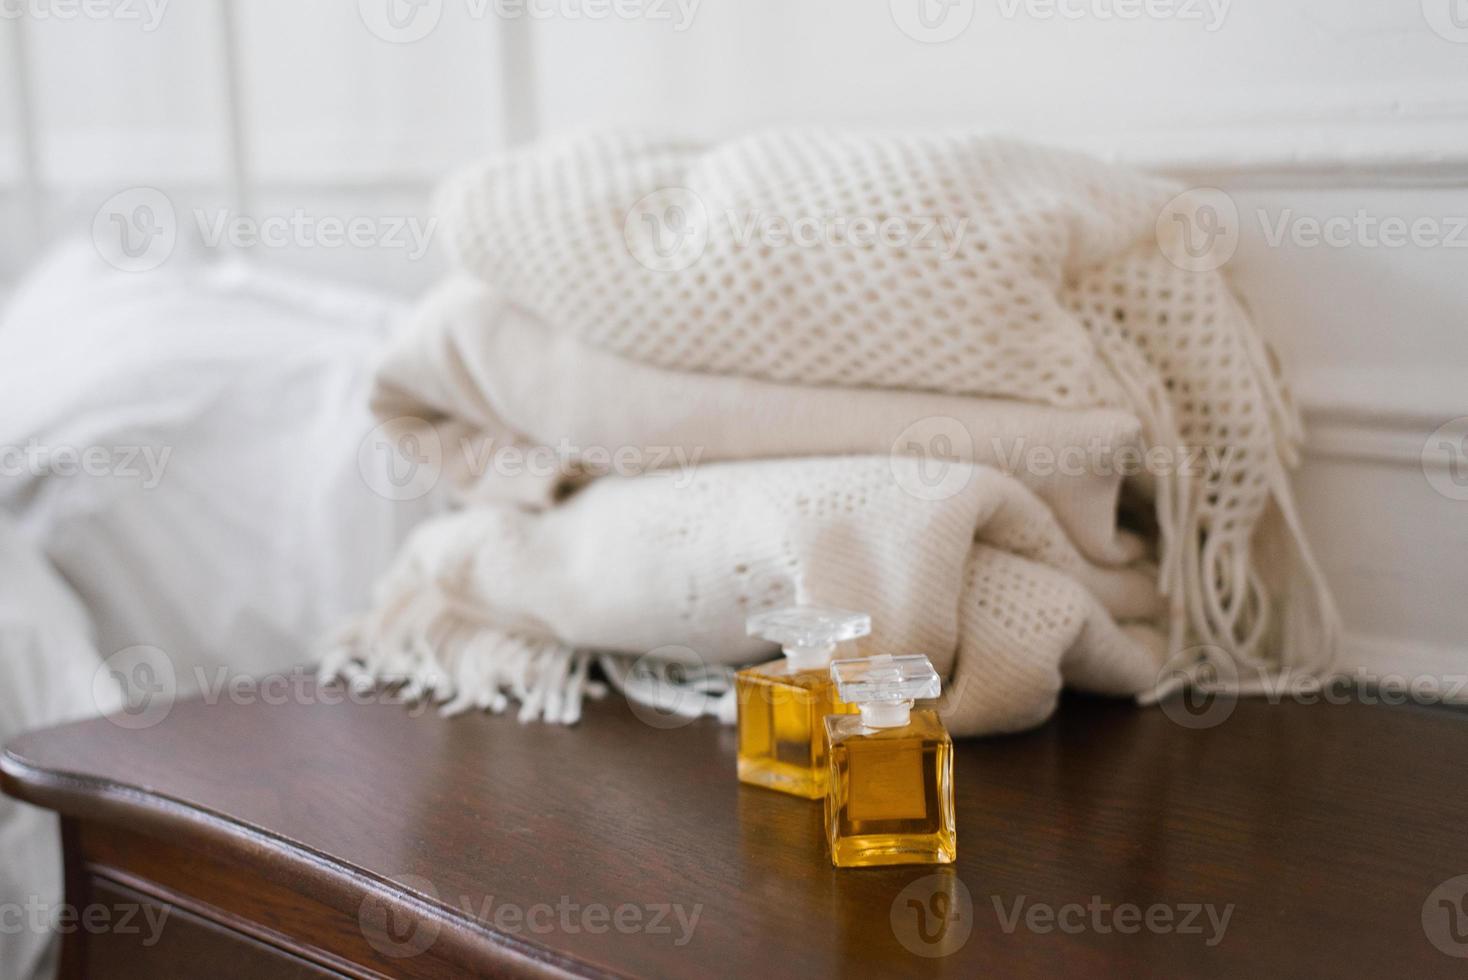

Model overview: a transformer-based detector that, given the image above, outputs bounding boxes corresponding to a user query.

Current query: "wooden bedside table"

[4,685,1468,978]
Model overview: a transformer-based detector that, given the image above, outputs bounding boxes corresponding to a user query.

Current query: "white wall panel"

[0,16,24,185]
[528,0,1468,168]
[234,0,509,184]
[1,15,37,282]
[225,186,448,294]
[1294,454,1468,675]
[1227,186,1468,422]
[23,0,227,185]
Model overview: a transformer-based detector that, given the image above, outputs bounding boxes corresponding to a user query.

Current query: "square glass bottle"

[825,654,956,867]
[736,606,870,799]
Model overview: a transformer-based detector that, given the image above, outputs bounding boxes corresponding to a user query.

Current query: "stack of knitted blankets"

[321,130,1337,736]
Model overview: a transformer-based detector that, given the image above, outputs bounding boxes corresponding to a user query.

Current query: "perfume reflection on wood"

[737,606,869,799]
[825,654,955,867]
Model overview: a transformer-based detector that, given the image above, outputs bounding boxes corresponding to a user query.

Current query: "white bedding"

[0,241,449,690]
[0,243,448,976]
[0,514,120,979]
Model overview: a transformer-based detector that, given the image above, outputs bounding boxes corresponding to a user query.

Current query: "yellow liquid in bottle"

[825,708,956,866]
[736,660,857,799]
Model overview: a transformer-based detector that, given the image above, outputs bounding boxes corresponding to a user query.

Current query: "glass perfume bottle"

[825,654,956,867]
[736,606,870,799]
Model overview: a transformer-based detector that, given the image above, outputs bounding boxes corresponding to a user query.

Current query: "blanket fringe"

[317,586,605,724]
[317,584,736,726]
[598,655,738,725]
[1093,300,1341,706]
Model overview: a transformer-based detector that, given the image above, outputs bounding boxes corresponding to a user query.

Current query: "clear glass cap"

[746,606,871,648]
[746,606,871,669]
[831,654,941,704]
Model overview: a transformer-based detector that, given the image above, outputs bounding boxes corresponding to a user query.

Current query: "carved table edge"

[0,741,626,980]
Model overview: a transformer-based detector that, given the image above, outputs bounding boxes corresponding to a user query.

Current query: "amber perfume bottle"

[825,654,955,867]
[736,606,870,799]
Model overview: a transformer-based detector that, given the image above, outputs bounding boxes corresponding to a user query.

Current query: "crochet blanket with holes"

[321,130,1338,735]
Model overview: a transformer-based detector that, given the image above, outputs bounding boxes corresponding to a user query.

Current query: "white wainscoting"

[1,0,1464,679]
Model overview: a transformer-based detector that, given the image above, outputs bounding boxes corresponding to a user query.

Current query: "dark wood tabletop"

[5,684,1468,978]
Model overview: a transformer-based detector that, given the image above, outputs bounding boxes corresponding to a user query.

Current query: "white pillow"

[0,241,450,690]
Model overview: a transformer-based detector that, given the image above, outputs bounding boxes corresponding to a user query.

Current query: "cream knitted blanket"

[323,130,1338,736]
